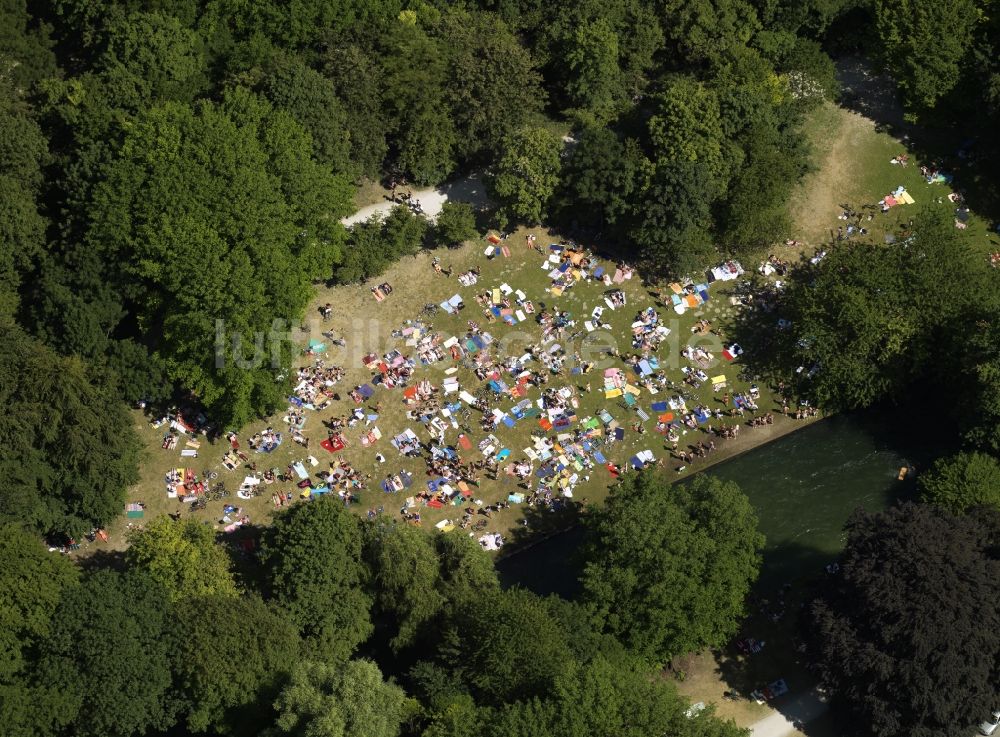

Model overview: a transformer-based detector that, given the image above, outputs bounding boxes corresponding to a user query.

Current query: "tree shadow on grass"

[723,267,815,402]
[216,522,267,593]
[706,540,840,728]
[76,547,127,573]
[497,495,585,551]
[495,520,588,599]
[835,55,907,133]
[491,495,605,600]
[833,55,1000,233]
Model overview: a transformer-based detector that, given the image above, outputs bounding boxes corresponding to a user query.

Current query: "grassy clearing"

[81,89,1000,735]
[785,100,993,253]
[91,226,807,555]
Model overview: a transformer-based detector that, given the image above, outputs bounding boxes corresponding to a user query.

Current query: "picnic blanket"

[709,261,744,282]
[321,434,346,452]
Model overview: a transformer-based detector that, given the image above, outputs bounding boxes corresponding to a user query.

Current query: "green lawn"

[789,100,995,250]
[106,225,797,552]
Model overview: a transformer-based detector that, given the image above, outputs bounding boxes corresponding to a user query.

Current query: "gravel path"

[341,173,489,227]
[749,691,829,737]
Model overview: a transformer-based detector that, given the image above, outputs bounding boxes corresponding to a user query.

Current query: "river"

[497,408,940,596]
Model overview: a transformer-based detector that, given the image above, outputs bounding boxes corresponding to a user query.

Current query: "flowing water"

[497,409,936,596]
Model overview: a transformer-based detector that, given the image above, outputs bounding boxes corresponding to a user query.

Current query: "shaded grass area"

[786,98,995,253]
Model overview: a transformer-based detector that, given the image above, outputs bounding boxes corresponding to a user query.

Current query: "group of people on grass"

[191,238,823,536]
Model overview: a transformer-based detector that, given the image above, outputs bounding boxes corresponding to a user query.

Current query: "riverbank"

[495,411,823,562]
[496,405,926,732]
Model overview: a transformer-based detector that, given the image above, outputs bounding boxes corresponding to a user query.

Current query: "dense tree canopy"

[811,504,1000,737]
[443,588,576,705]
[263,498,373,662]
[565,18,624,124]
[171,594,301,733]
[336,206,429,284]
[440,8,545,161]
[0,321,141,537]
[490,125,563,226]
[0,524,78,733]
[77,89,352,425]
[875,0,981,110]
[581,473,764,662]
[919,451,1000,513]
[782,209,988,411]
[267,659,412,737]
[364,520,446,652]
[0,76,48,317]
[97,10,208,110]
[125,516,238,601]
[261,52,352,173]
[434,201,478,246]
[36,570,177,737]
[381,19,457,185]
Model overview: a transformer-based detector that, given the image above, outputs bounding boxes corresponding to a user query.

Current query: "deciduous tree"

[565,18,623,124]
[0,523,78,735]
[919,451,1000,513]
[440,8,544,160]
[875,0,981,109]
[126,516,238,601]
[80,89,352,425]
[336,205,428,283]
[382,20,456,184]
[433,201,478,246]
[0,321,140,537]
[262,53,352,173]
[786,209,984,410]
[262,498,372,661]
[490,125,562,225]
[810,504,1000,737]
[171,594,301,733]
[0,76,48,316]
[557,126,644,232]
[324,45,390,178]
[648,78,732,189]
[581,473,763,663]
[97,10,208,110]
[363,519,445,652]
[660,0,762,62]
[443,588,575,704]
[36,570,177,737]
[267,659,412,737]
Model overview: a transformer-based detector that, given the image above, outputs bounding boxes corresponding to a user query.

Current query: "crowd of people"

[154,233,825,543]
